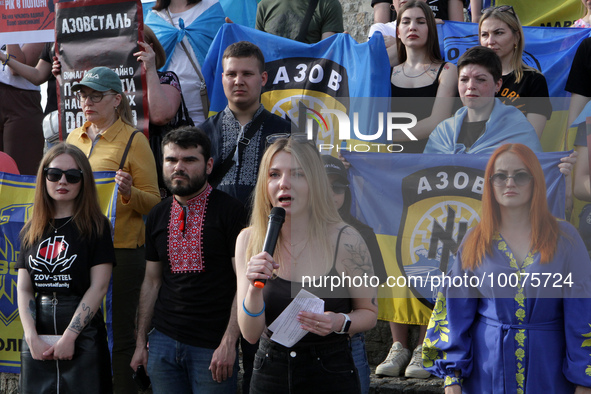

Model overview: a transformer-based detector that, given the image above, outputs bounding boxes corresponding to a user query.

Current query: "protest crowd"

[2,0,591,393]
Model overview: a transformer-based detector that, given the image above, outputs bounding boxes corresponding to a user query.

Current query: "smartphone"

[132,365,151,390]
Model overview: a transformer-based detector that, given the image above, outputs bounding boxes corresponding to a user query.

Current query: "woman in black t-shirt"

[235,137,378,394]
[390,0,458,153]
[16,143,115,394]
[479,5,552,138]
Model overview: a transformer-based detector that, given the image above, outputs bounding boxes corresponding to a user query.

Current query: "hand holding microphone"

[253,207,285,289]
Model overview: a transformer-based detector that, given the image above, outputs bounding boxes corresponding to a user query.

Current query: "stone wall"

[340,0,375,43]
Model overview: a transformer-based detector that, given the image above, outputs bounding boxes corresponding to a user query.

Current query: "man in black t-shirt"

[130,127,247,393]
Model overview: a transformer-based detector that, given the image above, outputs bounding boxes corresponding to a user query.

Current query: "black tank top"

[391,62,446,153]
[263,226,353,345]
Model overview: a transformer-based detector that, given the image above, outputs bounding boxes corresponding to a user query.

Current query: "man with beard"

[130,127,247,393]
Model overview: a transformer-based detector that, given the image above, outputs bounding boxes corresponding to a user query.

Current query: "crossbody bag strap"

[165,9,209,119]
[119,130,140,170]
[296,0,320,42]
[209,109,271,187]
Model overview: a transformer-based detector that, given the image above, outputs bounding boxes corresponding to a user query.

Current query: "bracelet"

[1,54,15,71]
[444,376,462,388]
[242,299,265,317]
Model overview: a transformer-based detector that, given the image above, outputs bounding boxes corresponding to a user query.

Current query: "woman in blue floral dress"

[423,143,591,393]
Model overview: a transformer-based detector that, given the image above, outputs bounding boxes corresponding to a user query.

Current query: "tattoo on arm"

[68,314,83,334]
[81,303,94,326]
[342,229,373,276]
[28,299,36,323]
[68,303,94,334]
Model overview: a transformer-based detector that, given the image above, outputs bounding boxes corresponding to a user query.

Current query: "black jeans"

[250,336,360,394]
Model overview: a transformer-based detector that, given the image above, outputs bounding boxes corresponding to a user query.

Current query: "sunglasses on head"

[490,171,532,187]
[44,168,83,184]
[482,5,516,17]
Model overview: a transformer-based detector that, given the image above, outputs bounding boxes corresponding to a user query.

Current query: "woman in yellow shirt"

[66,66,160,393]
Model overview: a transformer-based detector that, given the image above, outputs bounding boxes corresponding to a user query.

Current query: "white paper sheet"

[268,289,324,348]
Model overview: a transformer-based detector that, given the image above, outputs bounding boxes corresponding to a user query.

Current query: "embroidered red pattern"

[167,184,212,273]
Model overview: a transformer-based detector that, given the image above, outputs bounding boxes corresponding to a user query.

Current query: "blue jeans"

[250,336,360,394]
[351,333,370,394]
[147,329,238,394]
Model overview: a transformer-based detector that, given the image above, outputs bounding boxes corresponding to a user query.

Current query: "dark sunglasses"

[331,182,349,195]
[490,171,532,187]
[482,5,516,17]
[44,168,83,184]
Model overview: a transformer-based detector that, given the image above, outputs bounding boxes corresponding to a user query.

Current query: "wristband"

[2,54,15,71]
[242,299,265,317]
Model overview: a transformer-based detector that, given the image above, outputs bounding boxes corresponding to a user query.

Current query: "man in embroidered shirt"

[199,41,291,206]
[131,127,247,393]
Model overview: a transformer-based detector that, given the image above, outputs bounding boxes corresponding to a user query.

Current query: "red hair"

[461,143,559,269]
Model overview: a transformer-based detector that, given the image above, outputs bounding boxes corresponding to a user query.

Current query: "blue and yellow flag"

[436,21,591,151]
[490,0,583,27]
[202,23,391,147]
[344,151,565,324]
[0,171,117,373]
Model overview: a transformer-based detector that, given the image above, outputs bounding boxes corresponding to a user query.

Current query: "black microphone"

[254,207,286,289]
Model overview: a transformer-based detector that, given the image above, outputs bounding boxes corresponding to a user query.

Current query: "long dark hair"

[20,143,107,248]
[396,0,442,64]
[153,0,201,11]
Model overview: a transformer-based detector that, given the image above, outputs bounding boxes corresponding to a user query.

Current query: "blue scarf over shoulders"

[424,98,542,155]
[145,3,225,70]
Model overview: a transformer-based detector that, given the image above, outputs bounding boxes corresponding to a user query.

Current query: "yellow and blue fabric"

[435,22,591,151]
[488,0,582,27]
[202,23,391,135]
[344,151,566,324]
[423,221,591,392]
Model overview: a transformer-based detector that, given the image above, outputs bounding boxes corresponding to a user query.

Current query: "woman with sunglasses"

[16,143,115,393]
[423,143,591,394]
[66,66,160,392]
[235,137,377,393]
[479,5,552,139]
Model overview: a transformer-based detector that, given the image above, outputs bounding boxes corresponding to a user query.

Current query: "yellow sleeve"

[122,132,160,215]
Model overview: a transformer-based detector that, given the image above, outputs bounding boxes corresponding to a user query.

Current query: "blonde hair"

[20,143,107,249]
[479,7,537,83]
[117,92,135,127]
[246,138,344,271]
